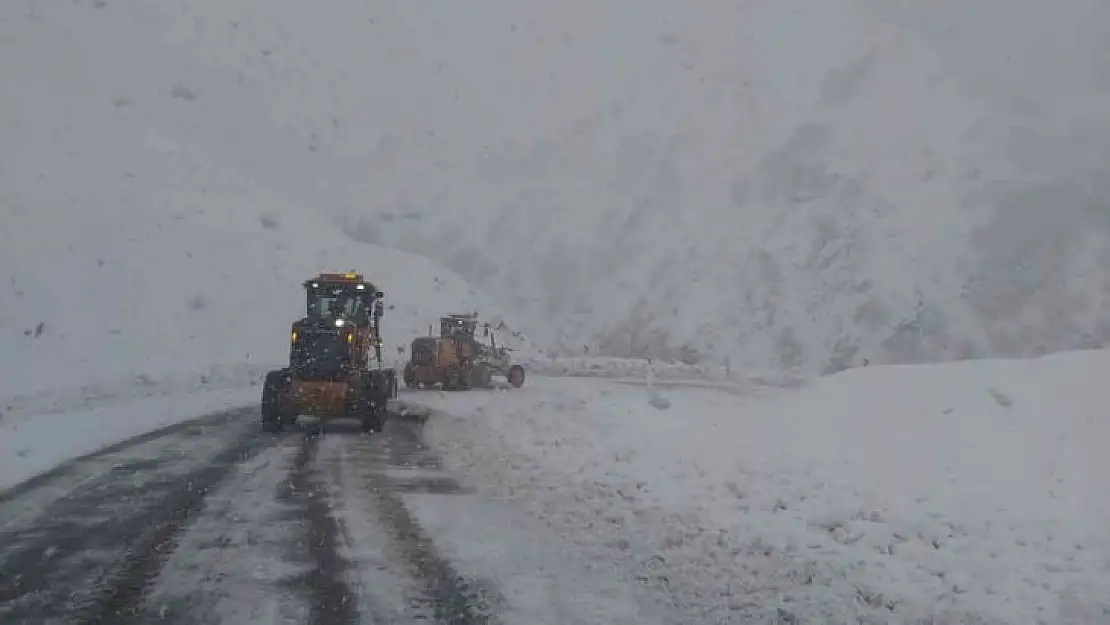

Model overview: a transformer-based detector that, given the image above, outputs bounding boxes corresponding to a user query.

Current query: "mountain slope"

[5,0,1110,381]
[181,0,1104,371]
[0,0,514,415]
[378,0,1110,371]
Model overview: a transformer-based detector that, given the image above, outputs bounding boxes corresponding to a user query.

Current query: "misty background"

[3,0,1110,386]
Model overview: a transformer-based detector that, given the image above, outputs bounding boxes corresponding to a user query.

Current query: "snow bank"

[421,351,1110,623]
[519,355,809,390]
[0,388,259,492]
[0,0,513,417]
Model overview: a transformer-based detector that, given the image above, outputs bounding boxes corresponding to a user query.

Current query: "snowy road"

[0,405,672,625]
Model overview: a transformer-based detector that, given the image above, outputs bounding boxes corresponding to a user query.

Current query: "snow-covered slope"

[0,0,520,417]
[5,0,1110,392]
[421,349,1110,623]
[372,0,1110,370]
[109,0,1110,371]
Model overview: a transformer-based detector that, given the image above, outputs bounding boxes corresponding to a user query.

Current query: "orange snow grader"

[402,313,526,390]
[260,272,397,433]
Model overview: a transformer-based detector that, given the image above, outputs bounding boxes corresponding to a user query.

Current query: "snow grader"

[402,313,526,390]
[260,272,398,433]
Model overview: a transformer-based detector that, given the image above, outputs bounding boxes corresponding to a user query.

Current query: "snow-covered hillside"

[92,0,1108,372]
[5,0,1110,395]
[0,0,524,417]
[369,0,1110,370]
[421,349,1110,623]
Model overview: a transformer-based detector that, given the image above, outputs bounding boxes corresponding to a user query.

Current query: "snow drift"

[422,349,1110,623]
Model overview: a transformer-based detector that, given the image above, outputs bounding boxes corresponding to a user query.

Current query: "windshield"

[313,295,363,318]
[441,318,476,339]
[307,285,369,321]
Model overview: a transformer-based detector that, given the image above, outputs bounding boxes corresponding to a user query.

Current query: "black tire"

[470,363,492,389]
[261,369,290,432]
[357,374,385,433]
[361,410,383,433]
[443,368,461,391]
[507,364,525,388]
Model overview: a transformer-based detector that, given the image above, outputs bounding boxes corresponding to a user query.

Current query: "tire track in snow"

[331,415,677,624]
[280,430,360,625]
[0,407,252,529]
[319,433,420,623]
[318,419,502,623]
[0,408,249,506]
[0,406,498,624]
[78,431,283,625]
[0,408,273,624]
[137,428,366,625]
[132,434,311,624]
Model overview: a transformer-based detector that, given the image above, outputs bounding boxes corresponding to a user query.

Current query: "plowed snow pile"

[422,350,1110,624]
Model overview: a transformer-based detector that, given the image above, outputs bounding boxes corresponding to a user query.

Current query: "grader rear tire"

[356,375,385,434]
[507,365,525,388]
[470,364,493,389]
[261,370,291,432]
[444,367,467,391]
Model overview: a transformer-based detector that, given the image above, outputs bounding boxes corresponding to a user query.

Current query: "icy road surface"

[0,407,677,625]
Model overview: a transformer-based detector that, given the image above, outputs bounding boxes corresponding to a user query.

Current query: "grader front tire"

[507,365,525,388]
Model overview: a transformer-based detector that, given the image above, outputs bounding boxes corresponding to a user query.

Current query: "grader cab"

[402,313,525,390]
[260,272,397,433]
